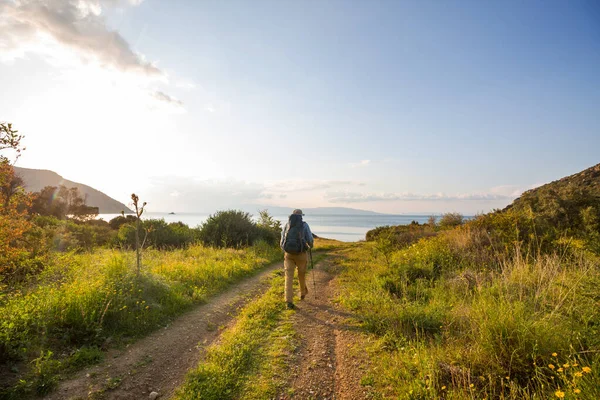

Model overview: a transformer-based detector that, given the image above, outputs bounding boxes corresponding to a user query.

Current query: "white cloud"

[324,190,519,203]
[0,0,185,110]
[0,0,159,76]
[151,90,184,109]
[265,179,356,192]
[350,159,370,168]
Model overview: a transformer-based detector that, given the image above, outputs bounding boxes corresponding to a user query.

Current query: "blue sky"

[1,0,598,214]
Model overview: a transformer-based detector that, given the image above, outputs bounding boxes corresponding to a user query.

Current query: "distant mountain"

[14,167,133,214]
[243,205,384,216]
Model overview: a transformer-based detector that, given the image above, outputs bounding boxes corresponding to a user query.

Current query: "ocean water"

[98,212,437,242]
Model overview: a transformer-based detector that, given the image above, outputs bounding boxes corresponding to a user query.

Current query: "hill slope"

[14,166,132,213]
[504,162,600,232]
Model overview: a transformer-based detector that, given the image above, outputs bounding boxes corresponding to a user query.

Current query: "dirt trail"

[45,263,282,400]
[284,259,370,400]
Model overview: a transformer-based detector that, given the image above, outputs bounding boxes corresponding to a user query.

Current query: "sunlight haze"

[1,0,599,214]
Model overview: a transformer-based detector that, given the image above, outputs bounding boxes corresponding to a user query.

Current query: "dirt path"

[284,259,371,400]
[45,263,282,400]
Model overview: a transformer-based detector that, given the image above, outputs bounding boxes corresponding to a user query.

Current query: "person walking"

[280,209,314,309]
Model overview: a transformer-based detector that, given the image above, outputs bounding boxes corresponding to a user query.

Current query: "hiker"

[280,209,314,309]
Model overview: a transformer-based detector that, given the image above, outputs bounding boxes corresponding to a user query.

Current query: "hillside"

[14,166,133,214]
[503,162,600,236]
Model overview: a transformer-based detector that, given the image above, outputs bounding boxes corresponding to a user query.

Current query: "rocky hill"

[14,167,132,214]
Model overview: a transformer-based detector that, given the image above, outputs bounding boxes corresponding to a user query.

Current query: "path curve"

[45,263,282,400]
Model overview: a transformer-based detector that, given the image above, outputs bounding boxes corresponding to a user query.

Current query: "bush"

[30,216,115,253]
[116,219,199,249]
[198,210,258,248]
[439,212,464,229]
[366,222,437,249]
[254,209,282,246]
[107,215,137,230]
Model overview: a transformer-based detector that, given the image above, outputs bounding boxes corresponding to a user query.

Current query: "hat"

[292,209,304,216]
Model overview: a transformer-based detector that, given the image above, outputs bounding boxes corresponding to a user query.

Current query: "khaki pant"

[284,251,308,303]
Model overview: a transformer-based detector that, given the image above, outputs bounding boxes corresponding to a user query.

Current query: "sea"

[98,212,438,242]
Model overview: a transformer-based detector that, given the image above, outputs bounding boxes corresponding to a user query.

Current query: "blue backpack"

[283,214,306,254]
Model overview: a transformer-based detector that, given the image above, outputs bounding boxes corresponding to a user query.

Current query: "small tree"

[256,209,282,245]
[131,193,147,275]
[0,122,33,282]
[427,215,437,227]
[439,212,464,229]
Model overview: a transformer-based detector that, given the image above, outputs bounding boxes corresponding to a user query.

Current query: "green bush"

[30,215,115,253]
[198,210,259,248]
[116,219,199,249]
[107,214,137,230]
[254,209,282,246]
[439,212,464,229]
[366,221,437,248]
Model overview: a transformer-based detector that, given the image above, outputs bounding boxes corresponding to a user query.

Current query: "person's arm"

[304,222,314,248]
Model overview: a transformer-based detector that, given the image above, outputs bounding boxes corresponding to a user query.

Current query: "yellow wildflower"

[549,364,555,370]
[469,384,474,388]
[552,352,558,357]
[558,368,564,372]
[563,363,570,368]
[555,390,565,398]
[574,372,583,378]
[582,366,592,374]
[574,389,581,394]
[441,386,446,390]
[572,363,578,367]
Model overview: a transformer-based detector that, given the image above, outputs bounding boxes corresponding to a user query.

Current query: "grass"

[174,271,297,400]
[174,238,336,400]
[332,227,600,399]
[0,241,281,398]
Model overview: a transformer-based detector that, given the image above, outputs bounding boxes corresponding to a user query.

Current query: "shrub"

[30,216,115,253]
[115,219,198,249]
[107,215,137,230]
[439,212,464,229]
[366,222,437,249]
[198,210,258,248]
[254,209,282,246]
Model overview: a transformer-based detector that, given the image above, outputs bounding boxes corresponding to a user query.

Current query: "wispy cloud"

[151,91,184,108]
[350,159,371,168]
[266,180,356,192]
[324,190,523,203]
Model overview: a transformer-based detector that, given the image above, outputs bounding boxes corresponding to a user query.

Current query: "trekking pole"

[309,247,316,299]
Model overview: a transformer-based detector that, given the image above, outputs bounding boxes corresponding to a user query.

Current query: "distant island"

[14,167,133,214]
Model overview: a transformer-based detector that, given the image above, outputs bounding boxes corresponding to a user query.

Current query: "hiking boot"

[286,302,295,309]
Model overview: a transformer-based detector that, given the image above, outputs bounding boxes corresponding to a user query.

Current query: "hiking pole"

[309,247,316,299]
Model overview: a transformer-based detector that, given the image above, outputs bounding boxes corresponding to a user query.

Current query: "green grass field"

[0,242,280,398]
[332,227,600,399]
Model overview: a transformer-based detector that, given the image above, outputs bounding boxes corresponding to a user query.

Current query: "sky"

[1,0,599,214]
